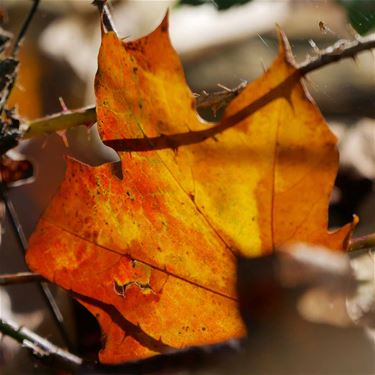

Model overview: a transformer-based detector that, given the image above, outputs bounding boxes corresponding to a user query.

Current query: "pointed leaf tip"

[275,25,296,67]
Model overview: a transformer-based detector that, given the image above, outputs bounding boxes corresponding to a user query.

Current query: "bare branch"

[0,271,43,286]
[0,317,82,371]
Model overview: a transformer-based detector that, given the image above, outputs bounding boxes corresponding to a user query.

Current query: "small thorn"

[308,39,321,55]
[346,23,361,41]
[58,97,68,112]
[260,59,266,73]
[217,83,232,92]
[351,54,359,66]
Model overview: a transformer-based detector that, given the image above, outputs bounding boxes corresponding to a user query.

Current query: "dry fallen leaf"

[26,15,355,363]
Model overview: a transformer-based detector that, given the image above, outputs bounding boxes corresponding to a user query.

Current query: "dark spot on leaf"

[114,281,125,297]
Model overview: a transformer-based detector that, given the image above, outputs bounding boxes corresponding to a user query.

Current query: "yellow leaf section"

[96,18,264,257]
[96,17,355,255]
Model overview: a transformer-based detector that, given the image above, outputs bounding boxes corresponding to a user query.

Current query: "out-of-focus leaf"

[179,0,253,10]
[337,0,375,35]
[235,245,374,374]
[7,45,42,120]
[347,250,375,330]
[0,153,34,187]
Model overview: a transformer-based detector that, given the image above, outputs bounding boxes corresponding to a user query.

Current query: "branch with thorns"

[21,32,375,140]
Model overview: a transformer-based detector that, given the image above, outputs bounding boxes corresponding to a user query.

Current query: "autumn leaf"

[26,15,355,364]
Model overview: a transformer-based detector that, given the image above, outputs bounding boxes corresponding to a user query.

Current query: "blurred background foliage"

[180,0,375,34]
[337,0,375,34]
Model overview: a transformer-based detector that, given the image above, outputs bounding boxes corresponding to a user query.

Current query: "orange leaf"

[26,16,355,363]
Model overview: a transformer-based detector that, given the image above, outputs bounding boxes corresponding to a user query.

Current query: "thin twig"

[0,317,83,371]
[92,0,117,33]
[102,3,117,33]
[0,271,43,285]
[20,33,375,141]
[11,0,40,57]
[0,185,74,351]
[349,232,375,252]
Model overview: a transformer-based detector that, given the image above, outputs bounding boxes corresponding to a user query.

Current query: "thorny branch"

[21,33,375,140]
[22,106,96,139]
[299,34,375,75]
